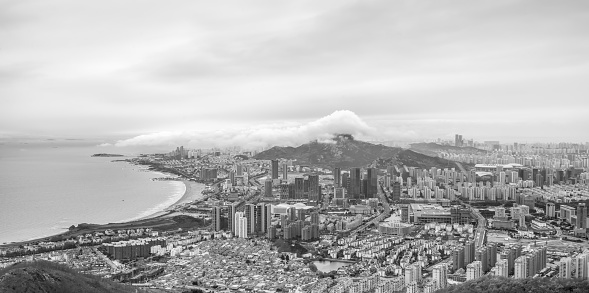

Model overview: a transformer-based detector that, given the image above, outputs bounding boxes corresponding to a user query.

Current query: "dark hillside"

[435,275,589,293]
[0,260,149,293]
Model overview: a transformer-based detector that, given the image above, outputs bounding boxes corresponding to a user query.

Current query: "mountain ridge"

[255,135,461,169]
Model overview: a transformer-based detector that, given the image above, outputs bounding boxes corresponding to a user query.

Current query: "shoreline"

[134,179,206,221]
[1,161,208,248]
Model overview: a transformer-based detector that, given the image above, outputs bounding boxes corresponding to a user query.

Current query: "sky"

[1,0,589,149]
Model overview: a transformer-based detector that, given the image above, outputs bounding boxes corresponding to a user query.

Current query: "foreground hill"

[255,135,460,169]
[436,276,589,293]
[410,142,488,157]
[0,261,149,293]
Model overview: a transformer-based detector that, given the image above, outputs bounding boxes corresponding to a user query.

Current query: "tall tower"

[432,264,448,290]
[271,159,279,179]
[228,204,236,234]
[211,206,221,231]
[577,203,587,229]
[350,168,362,199]
[366,168,378,198]
[392,182,401,201]
[282,163,288,180]
[264,180,273,198]
[308,175,320,202]
[334,167,341,187]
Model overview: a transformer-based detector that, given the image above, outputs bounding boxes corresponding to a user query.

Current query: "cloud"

[98,143,112,147]
[114,110,377,149]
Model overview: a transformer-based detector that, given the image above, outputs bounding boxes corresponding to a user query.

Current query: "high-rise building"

[366,168,378,198]
[404,263,421,285]
[392,182,401,201]
[211,206,221,231]
[334,167,341,187]
[236,164,243,176]
[308,175,320,202]
[271,159,279,179]
[308,211,319,225]
[452,247,465,271]
[495,259,509,277]
[559,257,572,279]
[282,163,288,180]
[574,253,589,279]
[234,212,247,238]
[455,134,463,147]
[294,177,304,199]
[265,180,273,198]
[464,240,475,265]
[228,204,236,234]
[260,204,272,234]
[466,261,482,281]
[546,203,556,218]
[577,203,587,229]
[245,204,259,235]
[349,168,362,198]
[432,264,448,290]
[514,256,527,279]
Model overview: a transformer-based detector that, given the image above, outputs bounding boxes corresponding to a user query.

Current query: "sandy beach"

[135,180,207,221]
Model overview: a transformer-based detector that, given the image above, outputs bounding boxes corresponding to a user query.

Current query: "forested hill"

[435,276,589,293]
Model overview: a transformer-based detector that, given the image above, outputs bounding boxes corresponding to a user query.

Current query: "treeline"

[436,276,589,293]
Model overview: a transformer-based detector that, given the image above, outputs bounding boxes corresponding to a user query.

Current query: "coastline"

[134,179,206,221]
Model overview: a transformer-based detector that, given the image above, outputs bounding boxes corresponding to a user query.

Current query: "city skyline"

[2,0,589,146]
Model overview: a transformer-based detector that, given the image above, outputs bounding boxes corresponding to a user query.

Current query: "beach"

[135,180,207,221]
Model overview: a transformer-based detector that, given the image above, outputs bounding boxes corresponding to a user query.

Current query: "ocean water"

[0,144,185,244]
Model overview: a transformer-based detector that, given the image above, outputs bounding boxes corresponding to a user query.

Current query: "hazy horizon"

[2,1,589,147]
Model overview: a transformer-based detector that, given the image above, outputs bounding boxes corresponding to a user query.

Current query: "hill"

[410,143,487,157]
[435,275,589,293]
[0,260,155,293]
[255,135,460,169]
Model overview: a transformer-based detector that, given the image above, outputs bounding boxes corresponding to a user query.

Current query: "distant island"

[91,153,124,157]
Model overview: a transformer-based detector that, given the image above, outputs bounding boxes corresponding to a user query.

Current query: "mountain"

[254,135,460,169]
[0,261,155,293]
[435,275,589,293]
[410,142,488,157]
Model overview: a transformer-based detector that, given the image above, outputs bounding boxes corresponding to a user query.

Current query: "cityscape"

[1,1,588,293]
[2,136,589,292]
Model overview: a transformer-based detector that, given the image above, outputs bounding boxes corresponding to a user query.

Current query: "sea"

[0,143,188,244]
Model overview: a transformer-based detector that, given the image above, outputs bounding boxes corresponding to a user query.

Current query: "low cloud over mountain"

[114,110,376,149]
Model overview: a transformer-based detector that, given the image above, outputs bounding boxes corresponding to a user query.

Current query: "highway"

[348,185,391,237]
[458,198,487,248]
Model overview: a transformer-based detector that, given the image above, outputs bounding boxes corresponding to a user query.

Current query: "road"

[348,185,391,237]
[457,198,487,248]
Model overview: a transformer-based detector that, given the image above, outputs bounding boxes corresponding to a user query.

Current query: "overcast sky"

[1,0,588,148]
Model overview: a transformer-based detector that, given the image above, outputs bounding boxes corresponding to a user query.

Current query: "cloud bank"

[114,110,376,149]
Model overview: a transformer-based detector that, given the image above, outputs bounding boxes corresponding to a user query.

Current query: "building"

[334,167,341,187]
[349,168,362,199]
[366,168,378,198]
[577,203,587,229]
[234,212,247,238]
[514,256,528,279]
[432,264,448,290]
[546,203,556,218]
[264,180,273,198]
[282,163,288,180]
[466,261,482,281]
[271,159,279,180]
[211,206,221,231]
[245,204,259,235]
[404,263,421,285]
[228,204,236,233]
[559,257,572,279]
[295,177,305,199]
[378,221,413,236]
[308,175,320,202]
[392,182,401,201]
